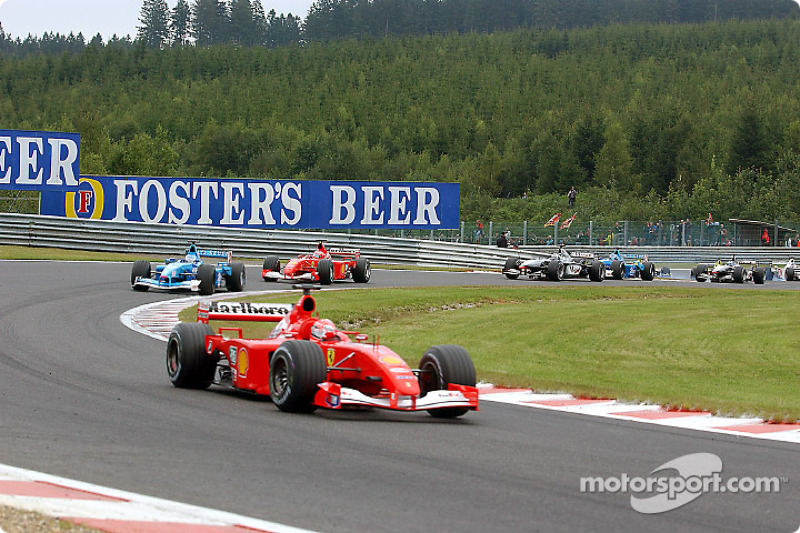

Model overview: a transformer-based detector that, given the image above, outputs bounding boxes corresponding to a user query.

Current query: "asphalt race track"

[1,261,799,533]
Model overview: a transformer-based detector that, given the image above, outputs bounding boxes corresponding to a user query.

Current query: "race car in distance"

[599,249,657,281]
[166,286,478,417]
[131,243,246,296]
[783,258,800,281]
[691,257,766,284]
[502,246,605,282]
[261,242,370,285]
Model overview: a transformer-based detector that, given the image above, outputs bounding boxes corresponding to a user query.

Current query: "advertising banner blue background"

[0,130,81,190]
[40,176,461,230]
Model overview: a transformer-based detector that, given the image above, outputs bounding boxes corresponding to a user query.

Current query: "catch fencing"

[1,213,798,269]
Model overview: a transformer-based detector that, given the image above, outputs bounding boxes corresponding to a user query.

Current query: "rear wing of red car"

[327,247,361,259]
[197,300,293,324]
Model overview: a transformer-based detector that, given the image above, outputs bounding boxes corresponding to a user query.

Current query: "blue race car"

[599,249,657,281]
[130,243,246,295]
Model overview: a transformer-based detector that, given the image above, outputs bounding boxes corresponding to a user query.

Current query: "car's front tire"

[353,257,371,283]
[547,260,564,281]
[131,260,151,291]
[262,255,280,282]
[197,263,216,295]
[418,345,476,419]
[589,260,605,282]
[317,259,334,285]
[641,262,656,281]
[503,257,520,280]
[269,340,327,413]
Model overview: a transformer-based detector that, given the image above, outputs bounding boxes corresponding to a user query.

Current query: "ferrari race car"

[166,287,478,417]
[502,247,605,282]
[261,242,370,285]
[131,243,246,295]
[691,257,766,284]
[600,249,657,281]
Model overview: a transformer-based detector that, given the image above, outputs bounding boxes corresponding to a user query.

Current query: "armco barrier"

[1,213,798,270]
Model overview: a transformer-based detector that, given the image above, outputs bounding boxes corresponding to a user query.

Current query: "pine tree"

[192,0,230,46]
[137,0,170,48]
[171,0,192,46]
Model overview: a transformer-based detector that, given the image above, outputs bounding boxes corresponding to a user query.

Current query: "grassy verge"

[182,285,800,421]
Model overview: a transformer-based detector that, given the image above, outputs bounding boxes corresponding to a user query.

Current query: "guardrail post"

[624,220,629,245]
[460,220,465,243]
[523,221,528,246]
[488,222,493,245]
[774,219,779,247]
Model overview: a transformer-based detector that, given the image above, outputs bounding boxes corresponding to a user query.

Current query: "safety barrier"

[1,213,798,269]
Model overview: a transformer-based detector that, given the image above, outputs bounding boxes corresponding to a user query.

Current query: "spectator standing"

[475,219,484,243]
[567,186,576,208]
[496,231,508,248]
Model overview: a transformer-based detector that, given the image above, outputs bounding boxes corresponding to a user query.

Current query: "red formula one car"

[261,242,370,285]
[166,287,479,417]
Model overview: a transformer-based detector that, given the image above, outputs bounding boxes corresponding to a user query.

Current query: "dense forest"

[1,4,800,223]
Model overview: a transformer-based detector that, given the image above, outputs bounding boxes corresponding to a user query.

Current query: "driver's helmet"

[185,244,200,262]
[310,319,337,340]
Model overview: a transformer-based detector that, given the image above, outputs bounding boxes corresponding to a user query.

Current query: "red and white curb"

[479,386,800,444]
[0,463,319,533]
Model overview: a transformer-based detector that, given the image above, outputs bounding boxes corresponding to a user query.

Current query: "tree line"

[1,0,797,56]
[1,17,800,223]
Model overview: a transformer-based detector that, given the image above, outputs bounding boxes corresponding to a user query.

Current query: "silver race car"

[502,247,605,282]
[691,257,766,284]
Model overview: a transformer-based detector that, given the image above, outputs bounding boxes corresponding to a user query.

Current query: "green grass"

[186,285,800,421]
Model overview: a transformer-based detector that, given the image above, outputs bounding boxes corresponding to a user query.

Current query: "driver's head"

[310,319,337,340]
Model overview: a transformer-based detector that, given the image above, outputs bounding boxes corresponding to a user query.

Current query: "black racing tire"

[753,268,765,285]
[547,260,564,282]
[353,257,371,283]
[317,258,334,285]
[197,263,216,295]
[589,260,605,282]
[269,340,327,413]
[786,267,795,281]
[262,255,280,282]
[131,260,151,291]
[692,265,705,282]
[418,344,476,419]
[166,322,216,389]
[641,262,656,281]
[225,262,246,292]
[733,266,745,283]
[610,260,625,280]
[503,257,520,280]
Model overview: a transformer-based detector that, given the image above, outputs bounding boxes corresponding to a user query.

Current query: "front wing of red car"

[313,382,479,412]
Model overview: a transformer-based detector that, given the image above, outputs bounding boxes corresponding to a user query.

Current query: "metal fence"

[3,213,800,269]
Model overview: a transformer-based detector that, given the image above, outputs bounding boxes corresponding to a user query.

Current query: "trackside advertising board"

[0,130,81,190]
[39,176,460,230]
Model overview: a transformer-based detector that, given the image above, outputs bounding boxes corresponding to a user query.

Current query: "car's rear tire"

[589,260,605,282]
[269,340,327,413]
[225,262,246,292]
[418,345,476,419]
[733,266,745,283]
[317,259,334,285]
[692,265,706,281]
[641,262,656,281]
[131,260,151,291]
[547,260,563,281]
[503,257,520,280]
[262,255,280,282]
[166,322,216,389]
[786,267,795,281]
[353,257,371,283]
[753,268,765,285]
[610,260,625,280]
[197,263,216,295]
